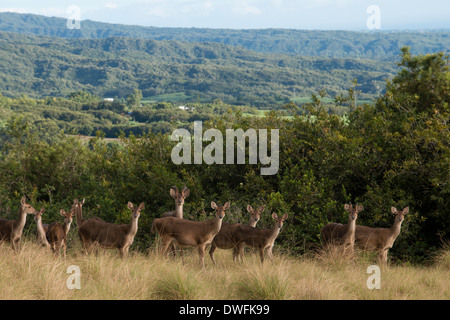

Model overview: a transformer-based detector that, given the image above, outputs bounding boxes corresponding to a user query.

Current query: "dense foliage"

[0,49,448,264]
[0,30,397,105]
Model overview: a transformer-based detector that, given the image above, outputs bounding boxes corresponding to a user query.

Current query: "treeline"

[1,12,449,59]
[0,91,260,138]
[0,30,395,105]
[0,48,448,263]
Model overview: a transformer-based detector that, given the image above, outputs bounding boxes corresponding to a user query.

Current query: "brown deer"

[320,203,363,256]
[209,204,264,264]
[161,186,190,256]
[77,201,145,258]
[152,201,229,268]
[45,208,75,258]
[33,207,50,248]
[0,196,38,251]
[234,212,288,264]
[354,206,409,264]
[161,186,190,219]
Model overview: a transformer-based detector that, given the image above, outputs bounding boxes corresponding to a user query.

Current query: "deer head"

[20,196,38,215]
[272,212,288,229]
[60,208,75,224]
[170,186,190,207]
[344,203,363,221]
[247,205,264,225]
[127,202,145,219]
[33,207,45,222]
[391,206,409,222]
[211,201,230,219]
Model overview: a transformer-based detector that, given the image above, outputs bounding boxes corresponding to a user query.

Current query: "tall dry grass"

[0,239,448,300]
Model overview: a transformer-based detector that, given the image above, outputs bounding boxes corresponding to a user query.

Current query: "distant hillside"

[0,12,449,59]
[0,31,397,105]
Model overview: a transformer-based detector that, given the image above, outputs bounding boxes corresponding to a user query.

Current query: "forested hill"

[0,12,449,59]
[0,31,396,104]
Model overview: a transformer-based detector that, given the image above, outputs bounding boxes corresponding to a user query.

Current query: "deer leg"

[259,248,265,264]
[234,242,245,263]
[267,246,274,262]
[160,238,173,257]
[209,243,217,264]
[198,244,206,268]
[62,240,67,259]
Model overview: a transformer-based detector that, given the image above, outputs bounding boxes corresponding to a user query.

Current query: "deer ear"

[403,207,409,214]
[40,207,45,214]
[21,196,26,205]
[170,186,177,198]
[80,198,85,205]
[127,202,134,210]
[282,213,288,221]
[182,187,190,198]
[60,209,66,216]
[138,202,145,210]
[211,201,218,209]
[258,205,265,213]
[391,206,398,214]
[247,205,253,212]
[344,204,350,211]
[73,199,79,205]
[223,202,230,210]
[357,204,364,212]
[272,212,278,220]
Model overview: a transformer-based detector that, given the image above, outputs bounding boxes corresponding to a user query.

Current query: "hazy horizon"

[1,0,449,31]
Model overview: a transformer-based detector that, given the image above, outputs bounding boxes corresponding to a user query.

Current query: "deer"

[354,206,409,265]
[152,201,229,268]
[320,203,363,256]
[234,212,288,264]
[33,207,50,248]
[161,186,190,256]
[0,196,38,251]
[161,185,190,219]
[209,204,264,264]
[44,208,76,258]
[77,201,145,258]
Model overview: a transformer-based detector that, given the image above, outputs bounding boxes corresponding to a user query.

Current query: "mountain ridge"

[1,12,449,60]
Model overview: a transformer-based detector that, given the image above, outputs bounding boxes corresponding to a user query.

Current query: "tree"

[126,89,143,109]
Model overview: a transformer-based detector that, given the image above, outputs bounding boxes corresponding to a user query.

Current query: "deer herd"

[0,187,409,267]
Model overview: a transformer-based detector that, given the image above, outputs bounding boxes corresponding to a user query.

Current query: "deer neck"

[36,219,49,246]
[128,216,139,237]
[210,216,224,235]
[75,206,83,226]
[346,216,356,235]
[15,206,28,232]
[268,224,281,242]
[174,204,183,219]
[390,219,403,238]
[63,221,72,236]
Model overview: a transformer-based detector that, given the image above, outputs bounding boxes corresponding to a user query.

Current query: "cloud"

[233,0,261,15]
[105,3,119,9]
[0,7,26,13]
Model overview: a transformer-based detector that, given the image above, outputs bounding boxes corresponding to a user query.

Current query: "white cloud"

[233,0,261,15]
[40,7,66,16]
[0,7,26,13]
[105,3,119,9]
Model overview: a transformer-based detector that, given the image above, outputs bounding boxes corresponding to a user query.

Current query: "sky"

[1,0,449,30]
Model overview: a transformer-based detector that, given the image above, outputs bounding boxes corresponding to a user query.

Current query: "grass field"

[0,240,448,300]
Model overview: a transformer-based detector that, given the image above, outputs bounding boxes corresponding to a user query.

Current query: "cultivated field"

[0,240,448,300]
